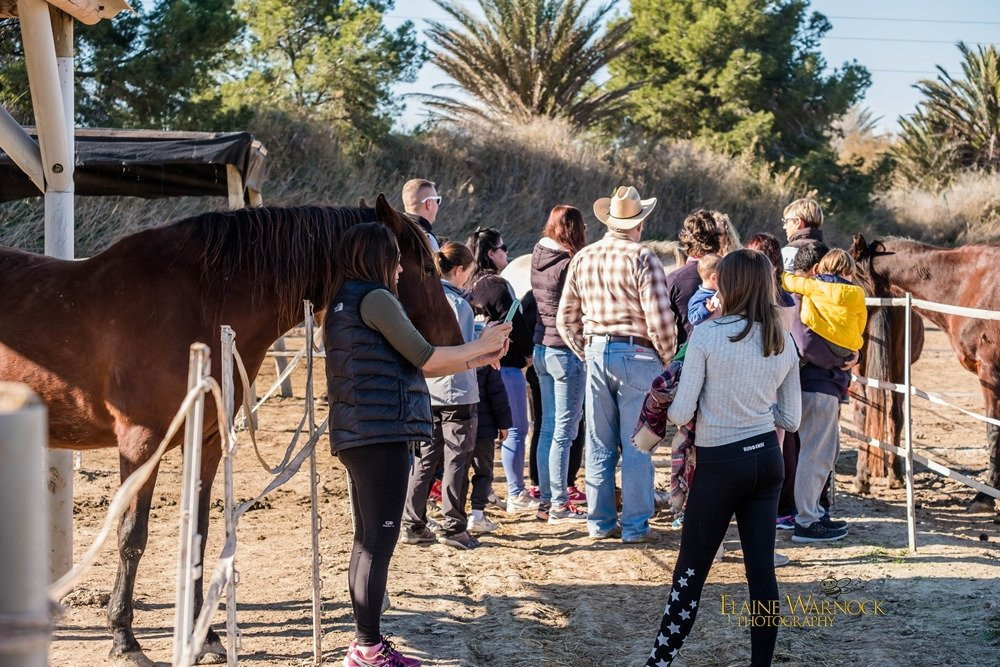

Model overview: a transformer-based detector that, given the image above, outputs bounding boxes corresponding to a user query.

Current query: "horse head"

[851,234,891,298]
[370,193,464,347]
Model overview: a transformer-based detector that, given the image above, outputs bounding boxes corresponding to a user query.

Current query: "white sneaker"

[774,551,790,567]
[486,491,506,510]
[467,514,499,534]
[506,490,540,513]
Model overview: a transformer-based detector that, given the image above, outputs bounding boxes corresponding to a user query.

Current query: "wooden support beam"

[0,106,45,192]
[1,0,132,24]
[226,164,244,210]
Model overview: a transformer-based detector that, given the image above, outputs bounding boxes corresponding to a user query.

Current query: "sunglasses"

[420,195,443,205]
[493,244,507,252]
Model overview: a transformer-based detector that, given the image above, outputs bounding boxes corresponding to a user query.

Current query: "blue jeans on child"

[499,366,529,496]
[584,340,659,541]
[533,344,586,506]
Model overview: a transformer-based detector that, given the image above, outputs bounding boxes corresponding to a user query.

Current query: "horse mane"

[182,205,377,323]
[853,235,906,477]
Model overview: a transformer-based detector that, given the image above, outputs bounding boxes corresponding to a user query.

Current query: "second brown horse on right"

[850,234,1000,512]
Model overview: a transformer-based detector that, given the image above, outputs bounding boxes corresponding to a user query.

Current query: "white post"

[0,106,45,192]
[174,344,210,665]
[271,336,294,398]
[305,302,323,664]
[52,8,82,476]
[903,293,917,553]
[20,0,76,583]
[220,327,240,666]
[0,383,49,667]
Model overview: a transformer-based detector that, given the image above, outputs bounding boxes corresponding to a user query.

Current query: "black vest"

[325,280,433,453]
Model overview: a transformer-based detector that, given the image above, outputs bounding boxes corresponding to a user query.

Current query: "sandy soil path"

[50,328,1000,666]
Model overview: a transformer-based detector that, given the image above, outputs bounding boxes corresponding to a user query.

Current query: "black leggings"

[646,432,784,667]
[338,441,410,646]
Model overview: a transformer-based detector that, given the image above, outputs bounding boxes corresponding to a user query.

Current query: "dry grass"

[0,116,808,256]
[878,171,1000,245]
[1,115,993,255]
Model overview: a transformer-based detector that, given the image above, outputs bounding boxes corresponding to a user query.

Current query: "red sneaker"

[566,485,587,504]
[428,479,442,506]
[527,486,541,500]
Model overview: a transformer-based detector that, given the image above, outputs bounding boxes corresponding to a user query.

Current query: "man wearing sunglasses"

[402,178,444,252]
[779,197,825,271]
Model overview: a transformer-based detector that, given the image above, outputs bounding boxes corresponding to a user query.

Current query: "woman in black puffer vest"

[325,223,510,667]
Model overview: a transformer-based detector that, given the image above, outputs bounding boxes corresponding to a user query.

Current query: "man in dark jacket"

[780,197,825,271]
[786,242,854,544]
[402,178,442,251]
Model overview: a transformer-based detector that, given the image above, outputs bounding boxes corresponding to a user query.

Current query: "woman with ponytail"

[401,241,484,550]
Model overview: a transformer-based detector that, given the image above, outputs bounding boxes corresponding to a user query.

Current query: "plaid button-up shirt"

[557,231,676,362]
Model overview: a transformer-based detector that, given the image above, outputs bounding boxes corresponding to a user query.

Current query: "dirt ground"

[50,327,1000,666]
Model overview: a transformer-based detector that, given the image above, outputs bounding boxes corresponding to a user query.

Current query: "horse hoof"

[196,638,228,664]
[109,651,157,667]
[888,478,904,490]
[852,481,870,495]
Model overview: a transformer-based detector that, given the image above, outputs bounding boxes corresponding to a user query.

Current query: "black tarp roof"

[0,128,267,203]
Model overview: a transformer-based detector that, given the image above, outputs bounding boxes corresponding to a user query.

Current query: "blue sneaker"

[776,514,796,530]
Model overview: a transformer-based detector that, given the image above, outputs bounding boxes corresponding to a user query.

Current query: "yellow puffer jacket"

[781,273,867,351]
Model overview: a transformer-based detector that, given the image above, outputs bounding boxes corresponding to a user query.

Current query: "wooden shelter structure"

[0,1,269,592]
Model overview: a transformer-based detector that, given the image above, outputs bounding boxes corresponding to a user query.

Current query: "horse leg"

[108,436,159,666]
[193,432,227,664]
[969,374,1000,512]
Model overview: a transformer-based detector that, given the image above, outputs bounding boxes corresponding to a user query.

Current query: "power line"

[827,15,1000,27]
[826,36,998,46]
[869,69,938,75]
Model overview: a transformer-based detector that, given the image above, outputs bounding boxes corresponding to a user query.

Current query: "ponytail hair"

[436,240,475,276]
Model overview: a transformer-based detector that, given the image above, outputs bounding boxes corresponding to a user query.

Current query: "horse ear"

[850,234,868,261]
[375,193,406,235]
[358,197,368,208]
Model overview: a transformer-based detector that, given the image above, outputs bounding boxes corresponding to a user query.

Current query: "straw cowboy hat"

[593,186,657,231]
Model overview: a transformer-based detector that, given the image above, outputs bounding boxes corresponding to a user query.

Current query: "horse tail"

[860,304,896,478]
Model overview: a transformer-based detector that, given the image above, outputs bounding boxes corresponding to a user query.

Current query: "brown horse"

[851,234,1000,512]
[0,194,463,665]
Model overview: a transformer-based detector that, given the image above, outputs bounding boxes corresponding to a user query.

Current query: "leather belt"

[587,334,654,349]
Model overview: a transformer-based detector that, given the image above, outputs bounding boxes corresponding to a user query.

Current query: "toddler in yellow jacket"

[781,248,867,358]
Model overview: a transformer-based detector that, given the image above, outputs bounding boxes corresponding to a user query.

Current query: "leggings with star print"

[646,431,783,667]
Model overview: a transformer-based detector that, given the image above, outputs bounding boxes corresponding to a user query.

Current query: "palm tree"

[894,43,1000,185]
[423,0,636,126]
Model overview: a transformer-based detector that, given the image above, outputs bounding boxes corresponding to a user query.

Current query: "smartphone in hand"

[503,298,521,324]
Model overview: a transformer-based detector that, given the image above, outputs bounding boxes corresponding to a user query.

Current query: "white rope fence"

[840,294,1000,553]
[177,301,327,666]
[36,302,329,666]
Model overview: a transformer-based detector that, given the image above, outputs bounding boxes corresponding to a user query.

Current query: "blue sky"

[385,0,1000,134]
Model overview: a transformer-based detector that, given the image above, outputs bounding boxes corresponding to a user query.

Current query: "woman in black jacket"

[326,223,510,667]
[466,227,536,513]
[529,205,589,523]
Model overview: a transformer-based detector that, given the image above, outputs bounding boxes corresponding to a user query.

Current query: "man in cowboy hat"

[557,186,676,543]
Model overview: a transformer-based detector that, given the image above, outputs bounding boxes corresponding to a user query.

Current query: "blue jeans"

[499,366,529,495]
[534,344,586,506]
[584,341,660,540]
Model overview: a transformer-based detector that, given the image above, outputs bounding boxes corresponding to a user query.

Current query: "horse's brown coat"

[0,195,462,661]
[852,235,1000,510]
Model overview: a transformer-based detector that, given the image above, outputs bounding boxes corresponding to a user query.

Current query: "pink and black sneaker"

[566,485,587,504]
[344,637,421,667]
